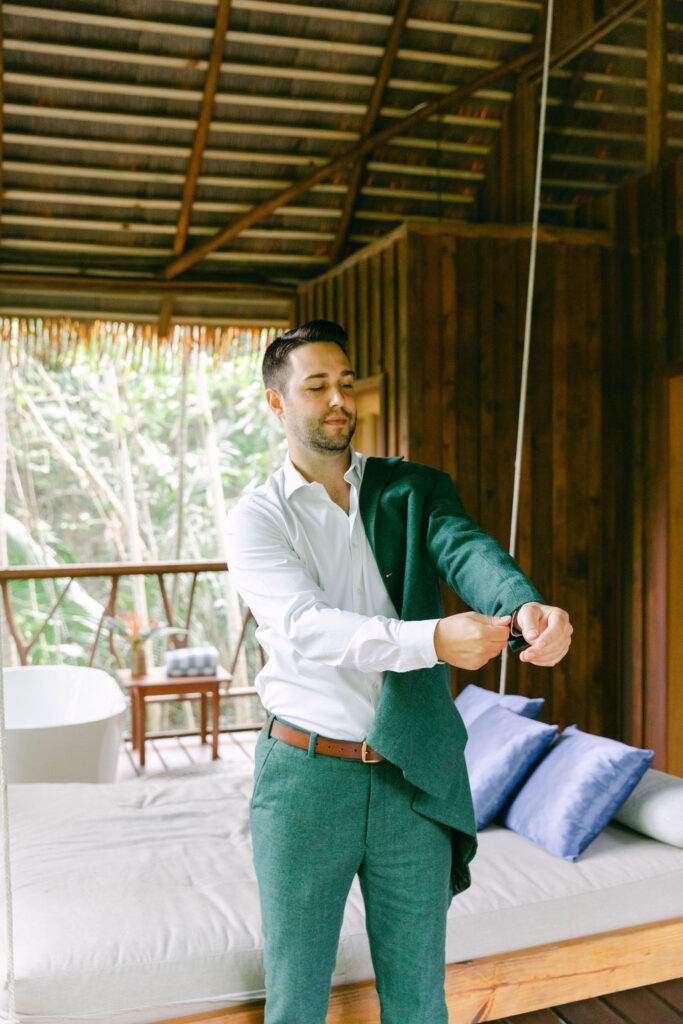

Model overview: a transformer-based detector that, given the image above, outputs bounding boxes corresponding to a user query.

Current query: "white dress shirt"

[225,449,440,740]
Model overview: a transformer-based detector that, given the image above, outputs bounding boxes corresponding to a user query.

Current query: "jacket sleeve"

[423,471,543,644]
[225,500,440,673]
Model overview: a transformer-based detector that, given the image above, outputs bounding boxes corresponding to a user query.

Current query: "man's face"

[270,342,357,454]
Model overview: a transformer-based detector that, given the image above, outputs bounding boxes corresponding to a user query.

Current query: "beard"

[303,412,357,452]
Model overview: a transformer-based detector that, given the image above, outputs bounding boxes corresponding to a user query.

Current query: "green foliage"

[3,344,286,703]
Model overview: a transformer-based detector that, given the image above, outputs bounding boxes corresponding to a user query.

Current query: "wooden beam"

[0,274,295,296]
[328,0,412,267]
[163,46,539,279]
[174,0,232,257]
[158,295,175,341]
[647,0,668,171]
[153,917,683,1024]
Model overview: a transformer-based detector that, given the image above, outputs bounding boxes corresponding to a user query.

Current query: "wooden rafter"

[160,0,232,337]
[328,0,412,267]
[0,274,295,296]
[646,0,668,172]
[163,46,539,280]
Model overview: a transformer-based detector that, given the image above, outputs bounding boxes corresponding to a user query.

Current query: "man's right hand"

[434,612,512,670]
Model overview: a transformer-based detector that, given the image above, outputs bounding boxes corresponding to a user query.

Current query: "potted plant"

[103,611,188,678]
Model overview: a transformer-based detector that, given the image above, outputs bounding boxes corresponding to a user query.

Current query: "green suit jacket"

[358,456,543,896]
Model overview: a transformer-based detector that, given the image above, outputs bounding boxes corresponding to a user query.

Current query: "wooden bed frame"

[158,916,683,1024]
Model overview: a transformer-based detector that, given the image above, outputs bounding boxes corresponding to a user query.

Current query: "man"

[225,319,572,1024]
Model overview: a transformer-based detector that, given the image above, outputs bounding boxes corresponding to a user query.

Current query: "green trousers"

[249,715,453,1024]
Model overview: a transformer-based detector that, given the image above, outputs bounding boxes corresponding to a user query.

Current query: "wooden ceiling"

[0,0,679,330]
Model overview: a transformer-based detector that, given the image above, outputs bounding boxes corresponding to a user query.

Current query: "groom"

[225,319,572,1024]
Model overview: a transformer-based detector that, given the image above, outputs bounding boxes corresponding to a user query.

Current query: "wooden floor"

[117,734,683,1024]
[115,727,260,779]
[499,978,683,1023]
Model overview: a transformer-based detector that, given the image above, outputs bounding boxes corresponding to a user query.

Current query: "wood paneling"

[614,158,683,770]
[667,370,683,776]
[294,175,683,755]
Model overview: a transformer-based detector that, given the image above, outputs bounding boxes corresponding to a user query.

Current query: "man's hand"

[434,612,512,671]
[514,602,573,666]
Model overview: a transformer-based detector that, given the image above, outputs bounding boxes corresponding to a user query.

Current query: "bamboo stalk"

[105,360,152,674]
[24,578,73,655]
[31,361,128,529]
[120,375,160,563]
[171,349,190,621]
[195,352,248,686]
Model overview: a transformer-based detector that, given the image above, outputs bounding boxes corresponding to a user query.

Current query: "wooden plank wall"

[295,228,409,458]
[609,157,683,769]
[295,223,622,743]
[405,226,620,739]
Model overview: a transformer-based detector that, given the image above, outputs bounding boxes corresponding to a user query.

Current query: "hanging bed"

[3,761,682,1024]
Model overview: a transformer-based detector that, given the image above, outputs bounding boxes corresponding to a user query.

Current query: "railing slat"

[0,560,227,581]
[25,578,73,656]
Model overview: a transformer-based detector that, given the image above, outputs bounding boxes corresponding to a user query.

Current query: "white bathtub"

[3,666,128,783]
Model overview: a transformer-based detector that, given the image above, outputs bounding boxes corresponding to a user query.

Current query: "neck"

[288,444,353,511]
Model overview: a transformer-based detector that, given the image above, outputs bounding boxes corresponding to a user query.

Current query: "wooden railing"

[0,560,228,668]
[0,559,266,738]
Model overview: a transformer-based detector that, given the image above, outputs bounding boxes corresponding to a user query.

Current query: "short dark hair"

[262,319,348,392]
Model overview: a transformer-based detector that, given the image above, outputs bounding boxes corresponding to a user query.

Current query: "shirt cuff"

[510,605,526,638]
[395,618,442,671]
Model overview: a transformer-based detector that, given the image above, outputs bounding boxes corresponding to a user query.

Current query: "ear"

[265,387,284,419]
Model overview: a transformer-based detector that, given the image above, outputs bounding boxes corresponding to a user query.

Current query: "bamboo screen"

[1,317,279,369]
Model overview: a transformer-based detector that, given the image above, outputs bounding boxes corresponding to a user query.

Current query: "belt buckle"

[361,740,382,764]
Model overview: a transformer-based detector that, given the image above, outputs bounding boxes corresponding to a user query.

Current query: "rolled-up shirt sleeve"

[225,501,439,674]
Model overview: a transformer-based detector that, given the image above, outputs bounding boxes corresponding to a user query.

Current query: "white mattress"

[3,764,683,1024]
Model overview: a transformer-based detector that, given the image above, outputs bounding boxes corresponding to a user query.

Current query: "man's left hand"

[514,602,573,666]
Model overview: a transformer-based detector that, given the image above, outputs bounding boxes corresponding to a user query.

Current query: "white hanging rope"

[500,0,555,695]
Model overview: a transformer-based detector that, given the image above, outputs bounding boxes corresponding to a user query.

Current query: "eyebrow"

[303,369,356,381]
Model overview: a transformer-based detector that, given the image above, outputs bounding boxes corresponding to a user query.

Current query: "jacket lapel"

[359,456,404,612]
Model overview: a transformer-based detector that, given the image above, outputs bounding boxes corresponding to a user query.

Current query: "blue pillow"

[455,682,544,729]
[464,705,558,830]
[502,725,655,861]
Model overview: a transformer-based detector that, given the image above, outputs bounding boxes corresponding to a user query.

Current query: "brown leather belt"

[269,719,385,763]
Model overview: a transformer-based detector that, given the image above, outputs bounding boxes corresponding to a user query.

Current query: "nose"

[328,387,346,406]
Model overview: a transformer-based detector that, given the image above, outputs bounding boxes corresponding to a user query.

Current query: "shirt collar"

[283,447,365,499]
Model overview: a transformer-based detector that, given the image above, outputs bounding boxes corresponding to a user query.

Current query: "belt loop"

[265,713,275,738]
[307,730,318,758]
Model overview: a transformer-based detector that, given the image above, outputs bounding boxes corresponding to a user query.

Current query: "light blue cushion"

[464,705,558,830]
[455,682,544,729]
[502,725,655,861]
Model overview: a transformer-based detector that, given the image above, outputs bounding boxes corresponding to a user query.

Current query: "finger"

[516,602,545,643]
[533,611,572,652]
[474,613,511,626]
[521,640,571,665]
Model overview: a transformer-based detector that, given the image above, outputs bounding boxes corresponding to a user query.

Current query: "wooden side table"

[117,665,232,767]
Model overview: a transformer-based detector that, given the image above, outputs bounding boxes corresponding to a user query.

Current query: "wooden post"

[647,0,668,172]
[195,353,248,686]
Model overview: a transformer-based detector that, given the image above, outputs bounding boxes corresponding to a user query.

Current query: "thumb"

[516,602,544,641]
